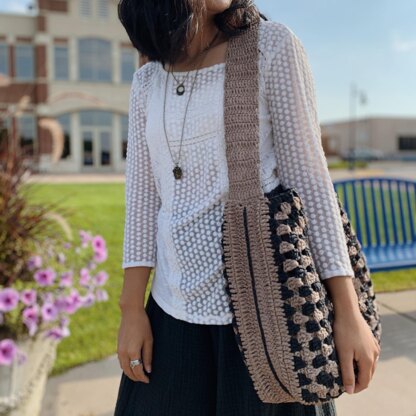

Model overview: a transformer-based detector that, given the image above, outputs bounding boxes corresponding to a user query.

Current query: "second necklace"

[162,30,221,180]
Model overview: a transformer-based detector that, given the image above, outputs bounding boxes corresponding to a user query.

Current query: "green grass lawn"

[328,160,368,169]
[31,182,416,376]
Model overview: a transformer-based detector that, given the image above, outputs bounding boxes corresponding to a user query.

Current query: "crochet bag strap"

[222,20,297,403]
[224,19,263,202]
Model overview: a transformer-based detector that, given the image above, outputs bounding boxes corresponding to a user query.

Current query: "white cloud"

[392,34,416,53]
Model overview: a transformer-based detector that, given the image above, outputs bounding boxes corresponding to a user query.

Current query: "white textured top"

[122,19,355,325]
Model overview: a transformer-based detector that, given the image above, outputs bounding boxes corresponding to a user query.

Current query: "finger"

[374,337,381,355]
[339,352,355,394]
[129,349,149,383]
[142,338,153,374]
[371,349,380,377]
[119,353,140,382]
[371,354,378,378]
[354,355,373,393]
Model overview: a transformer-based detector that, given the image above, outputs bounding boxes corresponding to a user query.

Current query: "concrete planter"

[0,334,58,416]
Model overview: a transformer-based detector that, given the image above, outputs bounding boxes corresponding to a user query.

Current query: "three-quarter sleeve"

[122,66,161,269]
[265,24,355,280]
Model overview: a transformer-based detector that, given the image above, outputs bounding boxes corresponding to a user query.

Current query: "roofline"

[321,115,416,126]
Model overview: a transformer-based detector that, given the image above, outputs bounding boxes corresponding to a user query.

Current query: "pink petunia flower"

[91,235,106,252]
[79,230,92,248]
[60,271,73,287]
[64,290,83,314]
[34,268,57,286]
[93,271,109,286]
[26,321,38,337]
[60,316,70,327]
[0,339,17,366]
[41,292,54,304]
[81,292,96,308]
[22,304,39,326]
[41,302,59,322]
[44,325,70,341]
[0,288,20,312]
[54,295,68,313]
[20,289,37,306]
[79,268,91,286]
[27,255,42,271]
[95,288,109,302]
[88,261,97,270]
[93,248,108,264]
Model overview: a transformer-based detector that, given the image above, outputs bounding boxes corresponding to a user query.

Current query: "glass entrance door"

[82,128,112,170]
[82,130,94,167]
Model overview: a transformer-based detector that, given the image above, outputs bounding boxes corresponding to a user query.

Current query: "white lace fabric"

[122,20,355,325]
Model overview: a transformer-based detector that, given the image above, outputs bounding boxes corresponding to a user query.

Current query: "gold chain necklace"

[162,30,221,180]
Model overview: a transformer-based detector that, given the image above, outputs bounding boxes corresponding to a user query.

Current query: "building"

[2,2,416,172]
[0,0,140,173]
[321,117,416,159]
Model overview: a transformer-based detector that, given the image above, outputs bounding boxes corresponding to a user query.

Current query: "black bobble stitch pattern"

[309,337,322,351]
[306,319,321,333]
[293,355,307,370]
[312,354,328,368]
[299,286,313,297]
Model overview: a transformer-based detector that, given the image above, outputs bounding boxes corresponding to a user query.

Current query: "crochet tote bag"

[220,19,382,406]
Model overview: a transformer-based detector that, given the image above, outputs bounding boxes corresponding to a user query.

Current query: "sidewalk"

[40,289,416,416]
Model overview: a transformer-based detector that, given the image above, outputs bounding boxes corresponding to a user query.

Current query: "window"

[80,0,109,19]
[78,38,112,82]
[398,136,416,151]
[97,0,108,19]
[121,47,136,83]
[80,0,92,17]
[17,114,36,157]
[54,44,69,80]
[56,114,71,159]
[80,110,112,127]
[79,110,113,167]
[15,44,34,80]
[0,43,8,76]
[121,114,128,159]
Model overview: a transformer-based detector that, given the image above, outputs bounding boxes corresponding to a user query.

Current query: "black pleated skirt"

[113,292,337,416]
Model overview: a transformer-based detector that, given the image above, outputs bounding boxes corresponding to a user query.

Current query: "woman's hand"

[117,308,153,383]
[323,275,381,394]
[333,307,381,394]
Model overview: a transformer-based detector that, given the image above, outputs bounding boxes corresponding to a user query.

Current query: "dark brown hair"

[118,0,268,66]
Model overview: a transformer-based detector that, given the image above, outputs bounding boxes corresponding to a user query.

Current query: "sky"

[1,0,415,123]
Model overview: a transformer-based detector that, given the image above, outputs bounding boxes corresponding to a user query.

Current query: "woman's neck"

[168,13,228,71]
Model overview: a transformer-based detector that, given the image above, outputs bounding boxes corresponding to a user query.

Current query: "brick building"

[0,0,140,172]
[2,2,415,172]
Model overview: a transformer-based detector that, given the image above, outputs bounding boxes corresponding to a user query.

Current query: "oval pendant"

[176,84,185,95]
[173,165,183,179]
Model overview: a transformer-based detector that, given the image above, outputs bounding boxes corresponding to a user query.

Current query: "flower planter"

[0,333,58,416]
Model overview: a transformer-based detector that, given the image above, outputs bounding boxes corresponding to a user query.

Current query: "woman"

[114,1,381,415]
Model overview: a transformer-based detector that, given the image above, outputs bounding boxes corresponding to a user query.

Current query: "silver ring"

[130,358,143,369]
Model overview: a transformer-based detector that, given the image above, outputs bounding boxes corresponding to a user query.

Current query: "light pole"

[348,83,368,171]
